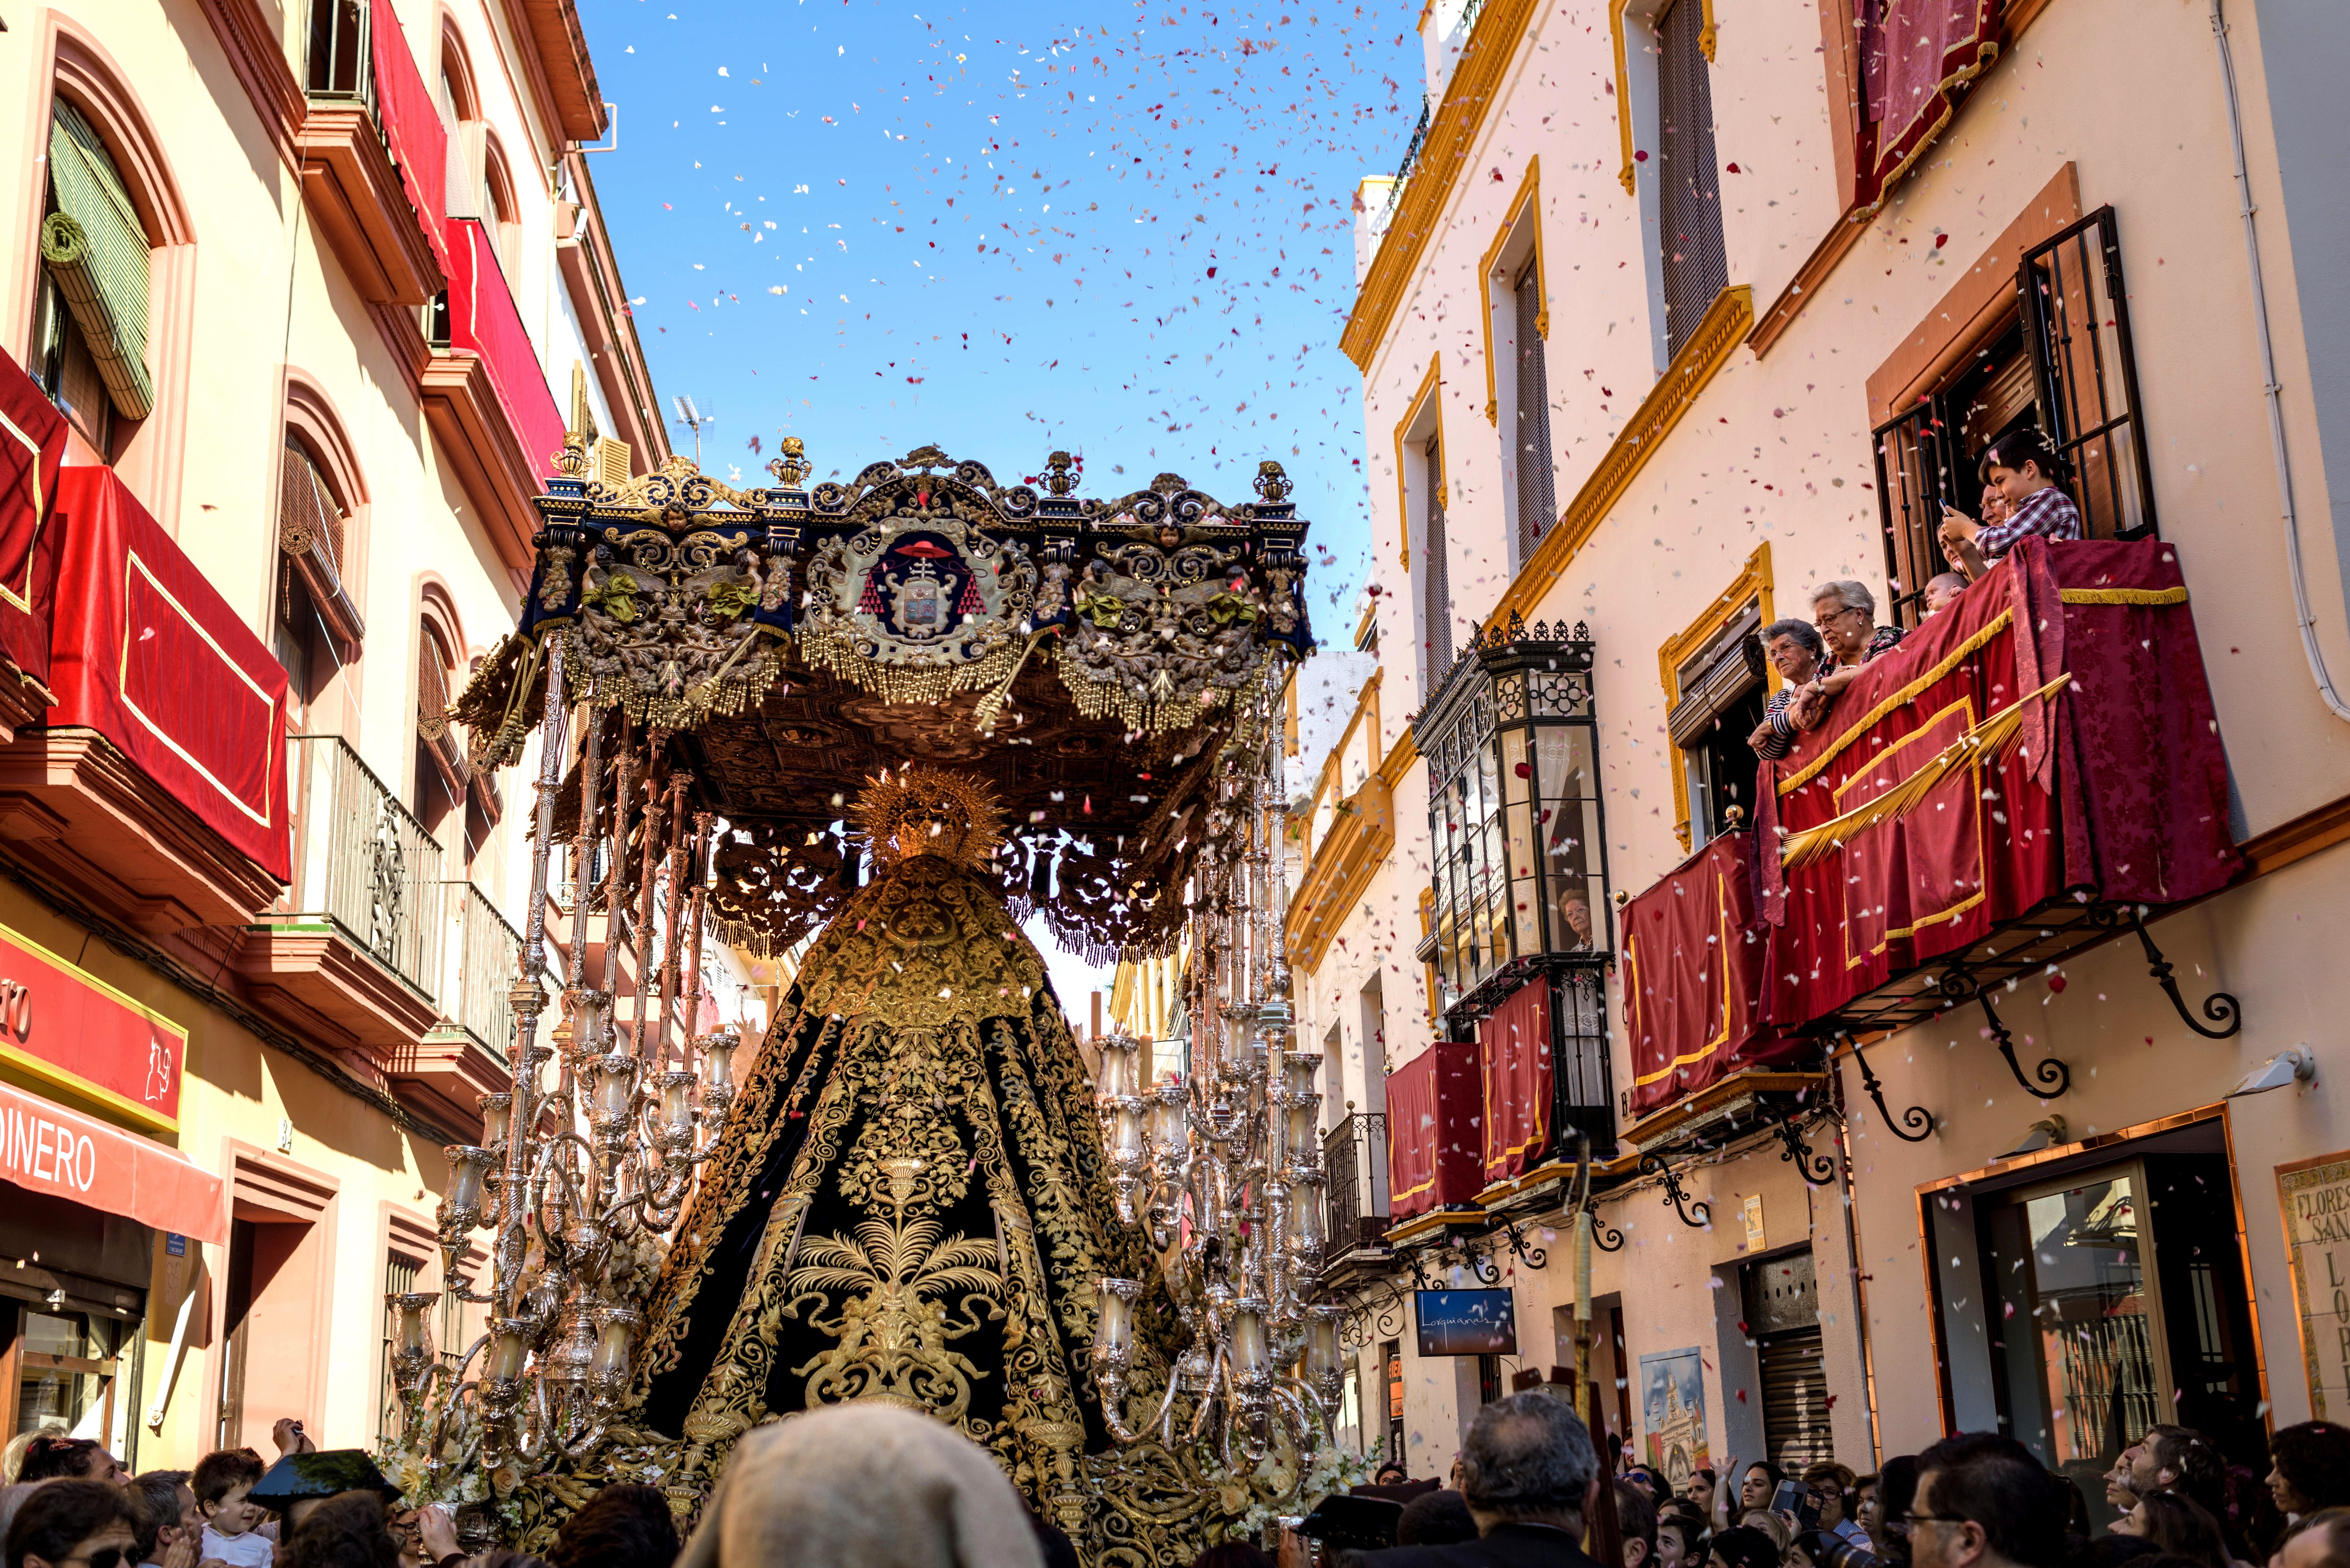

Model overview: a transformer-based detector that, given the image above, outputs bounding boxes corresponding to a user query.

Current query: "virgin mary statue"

[621,765,1180,1551]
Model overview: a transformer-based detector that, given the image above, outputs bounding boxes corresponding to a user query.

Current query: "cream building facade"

[0,0,676,1469]
[1294,0,2350,1501]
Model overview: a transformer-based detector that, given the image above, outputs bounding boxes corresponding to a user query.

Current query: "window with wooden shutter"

[1512,256,1555,564]
[1421,432,1452,678]
[37,100,153,437]
[1656,0,1728,360]
[417,623,467,808]
[1873,205,2155,626]
[279,437,366,648]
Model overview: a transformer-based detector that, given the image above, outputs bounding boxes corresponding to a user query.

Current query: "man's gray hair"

[1458,1391,1598,1522]
[1810,579,1877,619]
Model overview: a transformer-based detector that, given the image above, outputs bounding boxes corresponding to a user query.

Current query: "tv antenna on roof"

[672,395,715,466]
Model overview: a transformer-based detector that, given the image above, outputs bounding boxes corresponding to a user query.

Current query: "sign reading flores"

[2280,1150,2350,1421]
[0,917,188,1130]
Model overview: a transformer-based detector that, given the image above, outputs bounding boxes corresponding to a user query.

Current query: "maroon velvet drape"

[1622,832,1809,1117]
[0,345,64,691]
[1386,1041,1481,1219]
[1478,978,1551,1185]
[1855,0,2002,212]
[1756,540,2237,1028]
[49,468,291,880]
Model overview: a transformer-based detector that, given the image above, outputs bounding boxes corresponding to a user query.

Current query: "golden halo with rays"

[853,764,1007,870]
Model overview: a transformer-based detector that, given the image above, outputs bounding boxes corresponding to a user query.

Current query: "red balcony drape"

[368,0,448,272]
[1622,834,1809,1117]
[0,345,63,689]
[48,468,291,880]
[1856,0,2001,211]
[1386,1040,1481,1221]
[445,216,566,479]
[1478,977,1551,1185]
[1756,538,2238,1027]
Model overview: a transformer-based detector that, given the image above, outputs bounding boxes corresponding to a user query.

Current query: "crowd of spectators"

[1325,1410,2350,1568]
[4,1399,2345,1568]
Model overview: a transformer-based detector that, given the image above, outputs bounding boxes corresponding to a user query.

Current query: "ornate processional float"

[379,437,1364,1562]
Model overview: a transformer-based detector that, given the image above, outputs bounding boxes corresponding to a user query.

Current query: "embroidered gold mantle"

[620,852,1196,1560]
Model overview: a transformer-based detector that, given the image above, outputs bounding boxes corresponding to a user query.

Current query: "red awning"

[1622,833,1809,1117]
[1478,978,1551,1185]
[0,1080,225,1245]
[1757,538,2239,1027]
[49,467,291,881]
[0,344,63,688]
[1386,1041,1481,1221]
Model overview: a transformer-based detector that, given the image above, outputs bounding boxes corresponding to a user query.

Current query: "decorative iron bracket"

[1637,1152,1712,1229]
[2110,903,2241,1040]
[1491,1217,1549,1272]
[1590,1210,1626,1253]
[1769,1106,1837,1186]
[1849,1043,1935,1142]
[1942,963,2070,1099]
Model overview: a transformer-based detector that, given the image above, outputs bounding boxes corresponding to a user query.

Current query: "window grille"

[1873,205,2156,626]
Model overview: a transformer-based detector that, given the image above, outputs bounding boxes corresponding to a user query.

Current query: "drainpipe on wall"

[2209,0,2350,724]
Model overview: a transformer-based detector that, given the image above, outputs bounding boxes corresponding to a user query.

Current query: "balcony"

[296,0,446,305]
[0,468,287,943]
[424,217,568,577]
[1382,1041,1487,1245]
[1623,538,2240,1141]
[1411,617,1613,1028]
[235,736,443,1079]
[1321,1110,1391,1267]
[394,882,525,1132]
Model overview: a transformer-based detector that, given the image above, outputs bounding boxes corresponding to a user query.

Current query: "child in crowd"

[192,1446,273,1568]
[1937,426,2082,579]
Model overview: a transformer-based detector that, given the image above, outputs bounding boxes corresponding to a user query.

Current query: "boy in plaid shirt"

[1938,427,2081,579]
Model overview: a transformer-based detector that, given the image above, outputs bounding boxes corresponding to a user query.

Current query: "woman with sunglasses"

[5,1479,141,1568]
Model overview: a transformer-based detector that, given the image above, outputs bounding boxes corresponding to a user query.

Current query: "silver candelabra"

[1088,706,1350,1482]
[385,667,741,1502]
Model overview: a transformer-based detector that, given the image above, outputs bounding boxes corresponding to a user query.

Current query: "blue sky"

[575,0,1418,1010]
[575,0,1415,624]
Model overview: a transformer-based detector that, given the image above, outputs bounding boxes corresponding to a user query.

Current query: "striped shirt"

[1976,486,2083,558]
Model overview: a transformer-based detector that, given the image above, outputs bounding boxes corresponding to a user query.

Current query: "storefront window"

[1927,1130,2266,1537]
[9,1305,123,1441]
[1982,1170,2162,1515]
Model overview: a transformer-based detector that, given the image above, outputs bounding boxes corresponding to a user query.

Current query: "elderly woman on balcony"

[1748,619,1833,761]
[1810,580,1906,699]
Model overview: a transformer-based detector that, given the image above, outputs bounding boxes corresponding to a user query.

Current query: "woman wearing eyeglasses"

[4,1479,141,1568]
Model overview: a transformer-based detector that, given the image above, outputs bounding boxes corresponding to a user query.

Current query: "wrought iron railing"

[441,881,522,1059]
[1323,1111,1391,1255]
[285,735,446,1000]
[1378,100,1432,227]
[303,0,447,241]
